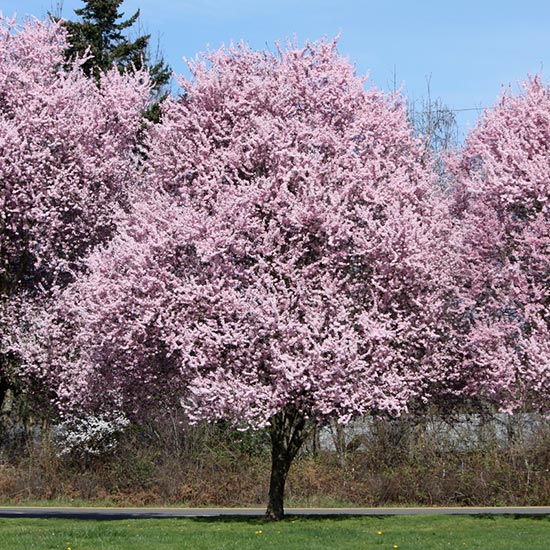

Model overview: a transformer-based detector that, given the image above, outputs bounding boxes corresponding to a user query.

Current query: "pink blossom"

[450,76,550,410]
[29,39,461,424]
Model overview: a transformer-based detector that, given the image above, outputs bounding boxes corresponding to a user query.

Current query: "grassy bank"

[2,415,550,508]
[0,515,549,550]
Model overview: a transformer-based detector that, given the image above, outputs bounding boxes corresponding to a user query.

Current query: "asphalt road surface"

[1,506,549,519]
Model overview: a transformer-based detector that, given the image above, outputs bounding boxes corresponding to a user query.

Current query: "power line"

[447,107,486,113]
[413,106,486,114]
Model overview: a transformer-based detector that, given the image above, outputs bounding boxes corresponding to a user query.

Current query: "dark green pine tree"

[60,0,171,121]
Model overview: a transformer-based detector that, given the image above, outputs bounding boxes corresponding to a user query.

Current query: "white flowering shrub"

[55,412,130,457]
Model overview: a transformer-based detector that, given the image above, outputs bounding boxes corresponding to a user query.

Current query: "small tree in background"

[409,77,459,179]
[0,15,150,427]
[450,76,550,412]
[16,39,467,520]
[60,0,171,120]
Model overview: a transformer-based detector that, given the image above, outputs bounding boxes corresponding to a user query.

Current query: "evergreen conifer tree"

[60,0,171,120]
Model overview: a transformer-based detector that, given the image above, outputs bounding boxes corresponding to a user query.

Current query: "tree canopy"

[0,14,150,422]
[450,77,550,412]
[0,14,150,295]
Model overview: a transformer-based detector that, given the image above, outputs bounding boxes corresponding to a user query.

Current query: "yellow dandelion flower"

[255,530,263,535]
[377,530,383,535]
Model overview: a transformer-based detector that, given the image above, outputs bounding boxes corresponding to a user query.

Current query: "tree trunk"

[264,407,307,521]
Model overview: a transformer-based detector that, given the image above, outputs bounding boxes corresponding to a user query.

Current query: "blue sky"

[3,0,549,138]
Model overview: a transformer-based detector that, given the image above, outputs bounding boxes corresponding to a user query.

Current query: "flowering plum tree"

[0,15,150,414]
[16,39,462,519]
[450,77,550,411]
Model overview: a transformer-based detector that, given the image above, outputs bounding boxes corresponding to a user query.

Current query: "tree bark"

[264,407,307,521]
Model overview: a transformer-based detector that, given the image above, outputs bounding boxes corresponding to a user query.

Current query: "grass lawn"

[0,514,548,549]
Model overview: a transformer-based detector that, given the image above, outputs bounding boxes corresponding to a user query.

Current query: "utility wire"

[413,106,486,114]
[446,107,486,112]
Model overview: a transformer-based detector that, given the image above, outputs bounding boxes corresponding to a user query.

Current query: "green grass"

[0,515,548,549]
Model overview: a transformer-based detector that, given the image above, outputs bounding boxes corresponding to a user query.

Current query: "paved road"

[1,506,549,519]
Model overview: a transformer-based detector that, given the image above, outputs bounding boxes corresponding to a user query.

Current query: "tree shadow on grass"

[1,509,547,522]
